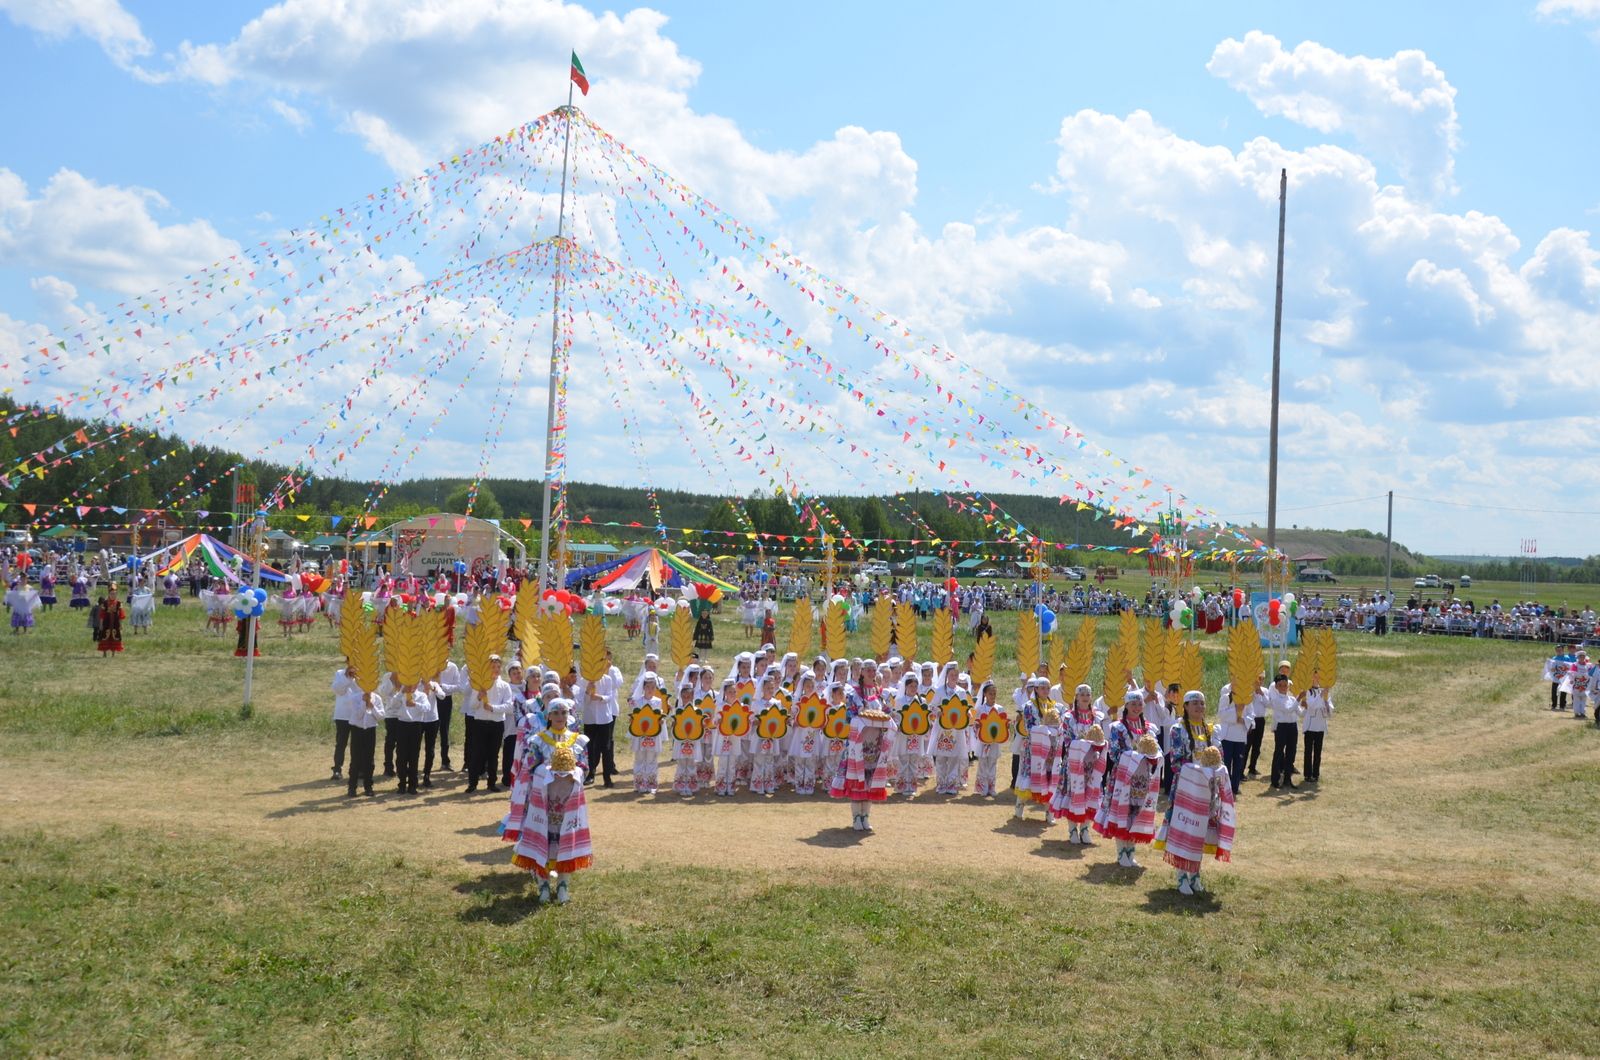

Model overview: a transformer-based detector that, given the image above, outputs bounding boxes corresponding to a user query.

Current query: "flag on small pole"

[570,51,589,96]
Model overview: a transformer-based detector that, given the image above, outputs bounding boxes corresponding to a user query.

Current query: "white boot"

[1191,873,1207,893]
[1178,872,1194,895]
[851,813,862,831]
[1126,845,1142,868]
[1116,845,1130,867]
[1012,801,1025,820]
[861,812,874,832]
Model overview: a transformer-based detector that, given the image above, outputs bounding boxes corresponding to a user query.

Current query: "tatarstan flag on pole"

[570,51,589,96]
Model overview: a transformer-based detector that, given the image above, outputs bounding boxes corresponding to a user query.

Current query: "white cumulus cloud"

[0,0,151,67]
[1208,31,1460,199]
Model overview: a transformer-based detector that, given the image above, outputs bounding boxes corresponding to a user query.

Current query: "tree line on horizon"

[3,398,1596,581]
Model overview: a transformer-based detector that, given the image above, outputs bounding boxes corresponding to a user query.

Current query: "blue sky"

[2,0,1598,556]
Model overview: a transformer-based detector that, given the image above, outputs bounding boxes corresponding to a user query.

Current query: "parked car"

[975,567,1002,578]
[860,561,891,577]
[1458,574,1472,588]
[1296,567,1338,583]
[1413,574,1442,588]
[1059,566,1087,580]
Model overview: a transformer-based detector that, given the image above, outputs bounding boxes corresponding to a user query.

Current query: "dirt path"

[3,641,1589,898]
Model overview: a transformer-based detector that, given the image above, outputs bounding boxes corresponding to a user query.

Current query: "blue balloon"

[453,560,468,574]
[253,587,268,602]
[234,608,250,620]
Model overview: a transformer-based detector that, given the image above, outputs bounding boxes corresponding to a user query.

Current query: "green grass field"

[2,596,1598,1057]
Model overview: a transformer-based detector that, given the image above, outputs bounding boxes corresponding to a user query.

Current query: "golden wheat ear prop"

[970,629,996,686]
[931,609,953,667]
[870,596,892,659]
[341,605,381,696]
[578,613,609,684]
[670,606,694,672]
[1015,610,1040,677]
[1064,618,1096,693]
[788,597,813,658]
[895,600,918,660]
[512,587,542,669]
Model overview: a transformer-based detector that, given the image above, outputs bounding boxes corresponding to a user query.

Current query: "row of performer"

[328,647,1331,900]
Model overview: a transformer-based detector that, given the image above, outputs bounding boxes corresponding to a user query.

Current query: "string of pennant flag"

[1,104,1278,561]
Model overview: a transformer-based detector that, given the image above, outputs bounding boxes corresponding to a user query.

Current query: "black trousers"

[1551,682,1567,710]
[1374,614,1388,636]
[1303,730,1325,780]
[1010,753,1021,787]
[466,717,501,785]
[394,719,424,790]
[383,717,398,775]
[332,718,350,772]
[501,735,517,788]
[347,725,377,791]
[1270,722,1299,786]
[1245,718,1266,772]
[432,695,453,767]
[1221,739,1246,794]
[585,720,617,785]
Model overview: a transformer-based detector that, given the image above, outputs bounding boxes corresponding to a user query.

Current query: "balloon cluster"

[1168,598,1194,629]
[601,598,623,616]
[652,597,676,616]
[1266,593,1298,627]
[232,586,268,619]
[541,588,587,616]
[1034,602,1057,635]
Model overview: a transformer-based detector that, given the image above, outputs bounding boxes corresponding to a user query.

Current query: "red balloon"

[946,577,959,591]
[570,599,587,614]
[1232,588,1244,608]
[542,588,558,601]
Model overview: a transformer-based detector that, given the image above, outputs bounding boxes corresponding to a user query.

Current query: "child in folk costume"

[1155,745,1235,894]
[749,688,789,797]
[713,677,752,796]
[821,681,853,790]
[1063,683,1104,742]
[786,672,828,795]
[1009,676,1047,791]
[1013,691,1064,823]
[506,698,589,839]
[1164,691,1216,786]
[830,695,895,831]
[669,668,711,797]
[1105,691,1153,782]
[890,672,933,797]
[69,573,90,609]
[971,681,1009,797]
[162,573,181,607]
[1052,724,1108,844]
[931,662,973,795]
[38,569,56,610]
[628,674,669,795]
[692,667,720,791]
[510,743,592,905]
[1096,733,1165,867]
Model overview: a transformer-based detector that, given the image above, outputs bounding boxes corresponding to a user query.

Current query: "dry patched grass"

[2,601,1598,1056]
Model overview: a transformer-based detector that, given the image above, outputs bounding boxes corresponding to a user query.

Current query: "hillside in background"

[8,398,1599,581]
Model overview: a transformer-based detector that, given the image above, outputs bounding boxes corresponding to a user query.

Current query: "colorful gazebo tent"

[587,547,739,594]
[117,533,288,584]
